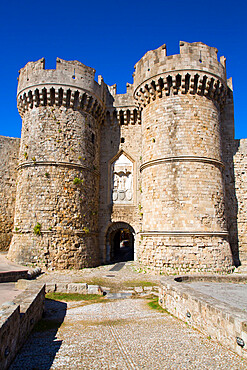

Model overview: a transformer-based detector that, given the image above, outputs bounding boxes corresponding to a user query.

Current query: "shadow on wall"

[221,87,240,267]
[228,139,240,267]
[10,299,67,369]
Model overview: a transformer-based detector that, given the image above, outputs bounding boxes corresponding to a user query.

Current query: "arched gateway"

[105,222,135,263]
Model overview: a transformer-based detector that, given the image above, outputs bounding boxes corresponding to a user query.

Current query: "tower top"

[133,41,226,90]
[17,57,105,101]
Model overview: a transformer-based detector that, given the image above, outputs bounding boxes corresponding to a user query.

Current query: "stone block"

[87,285,101,295]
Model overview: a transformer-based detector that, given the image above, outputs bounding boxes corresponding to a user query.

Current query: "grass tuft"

[147,296,168,313]
[45,292,104,303]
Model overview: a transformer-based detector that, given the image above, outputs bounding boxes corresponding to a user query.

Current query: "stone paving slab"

[10,298,247,369]
[0,282,23,305]
[186,282,247,312]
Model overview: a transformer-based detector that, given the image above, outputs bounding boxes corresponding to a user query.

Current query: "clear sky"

[0,0,246,138]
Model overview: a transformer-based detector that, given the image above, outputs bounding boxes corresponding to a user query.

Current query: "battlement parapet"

[17,58,107,121]
[133,41,226,95]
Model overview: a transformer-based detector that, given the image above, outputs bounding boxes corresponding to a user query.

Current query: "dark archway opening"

[106,222,135,263]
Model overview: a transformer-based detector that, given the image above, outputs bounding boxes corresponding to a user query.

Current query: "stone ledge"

[140,230,229,237]
[174,274,247,283]
[140,156,224,172]
[16,280,104,295]
[17,160,100,176]
[159,275,247,359]
[0,283,45,370]
[0,270,28,283]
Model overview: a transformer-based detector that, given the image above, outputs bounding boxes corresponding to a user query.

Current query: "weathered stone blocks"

[134,41,233,272]
[3,41,243,272]
[8,59,105,269]
[0,136,20,251]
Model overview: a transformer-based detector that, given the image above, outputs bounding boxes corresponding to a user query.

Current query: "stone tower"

[133,42,233,272]
[7,58,105,269]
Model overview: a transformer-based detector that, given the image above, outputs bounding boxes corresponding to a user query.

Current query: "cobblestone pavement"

[37,261,162,290]
[186,282,247,311]
[10,298,247,369]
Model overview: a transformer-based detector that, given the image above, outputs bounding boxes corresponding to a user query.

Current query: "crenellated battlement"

[17,58,107,121]
[133,41,226,93]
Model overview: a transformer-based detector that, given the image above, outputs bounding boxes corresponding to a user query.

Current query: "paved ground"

[0,282,23,305]
[186,282,247,312]
[36,261,162,290]
[0,253,26,304]
[10,298,247,369]
[2,260,247,368]
[0,253,27,272]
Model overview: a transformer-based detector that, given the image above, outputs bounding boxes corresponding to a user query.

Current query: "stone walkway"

[0,253,27,272]
[0,253,26,304]
[186,282,247,312]
[0,282,22,305]
[10,298,247,369]
[3,261,247,368]
[37,261,162,290]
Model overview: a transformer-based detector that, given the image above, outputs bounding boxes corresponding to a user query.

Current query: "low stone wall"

[0,270,28,283]
[159,276,247,359]
[0,283,45,370]
[46,282,103,295]
[16,279,103,295]
[0,267,41,283]
[174,274,247,283]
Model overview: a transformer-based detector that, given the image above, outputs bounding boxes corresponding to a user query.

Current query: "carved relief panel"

[111,153,133,204]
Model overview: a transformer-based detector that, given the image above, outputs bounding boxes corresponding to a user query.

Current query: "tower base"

[7,232,100,270]
[138,233,233,274]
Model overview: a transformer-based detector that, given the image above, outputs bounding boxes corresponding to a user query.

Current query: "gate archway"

[105,222,135,263]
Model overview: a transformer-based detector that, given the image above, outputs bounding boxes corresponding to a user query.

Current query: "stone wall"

[0,283,45,370]
[159,277,247,359]
[220,84,240,266]
[233,139,247,267]
[0,136,20,251]
[8,107,101,269]
[99,87,142,262]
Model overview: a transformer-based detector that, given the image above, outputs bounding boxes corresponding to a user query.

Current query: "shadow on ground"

[10,299,67,370]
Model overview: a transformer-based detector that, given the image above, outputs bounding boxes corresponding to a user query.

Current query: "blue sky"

[0,0,246,138]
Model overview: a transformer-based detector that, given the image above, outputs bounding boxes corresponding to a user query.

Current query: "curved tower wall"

[8,58,105,269]
[134,42,233,272]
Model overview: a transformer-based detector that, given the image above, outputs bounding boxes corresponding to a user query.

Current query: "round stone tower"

[8,58,105,269]
[134,41,233,273]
